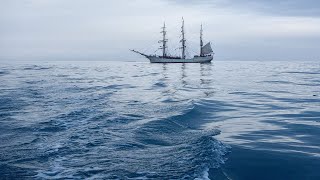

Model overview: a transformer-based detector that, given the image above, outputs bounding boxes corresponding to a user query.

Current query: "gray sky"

[1,0,320,61]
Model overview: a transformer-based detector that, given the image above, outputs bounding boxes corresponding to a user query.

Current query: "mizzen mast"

[180,18,186,59]
[159,22,168,57]
[200,24,203,56]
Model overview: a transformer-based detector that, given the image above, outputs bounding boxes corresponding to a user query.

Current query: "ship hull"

[147,55,213,63]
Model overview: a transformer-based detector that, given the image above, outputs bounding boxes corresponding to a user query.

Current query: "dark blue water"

[0,61,319,179]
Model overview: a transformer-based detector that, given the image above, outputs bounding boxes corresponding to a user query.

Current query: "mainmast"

[180,17,186,59]
[200,24,203,56]
[159,22,168,57]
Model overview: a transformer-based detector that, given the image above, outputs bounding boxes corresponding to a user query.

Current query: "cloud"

[235,0,320,17]
[0,0,319,61]
[174,0,320,17]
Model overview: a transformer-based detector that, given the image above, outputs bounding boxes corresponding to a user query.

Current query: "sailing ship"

[131,18,214,63]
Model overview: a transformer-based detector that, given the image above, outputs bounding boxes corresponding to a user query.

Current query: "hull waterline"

[147,56,213,63]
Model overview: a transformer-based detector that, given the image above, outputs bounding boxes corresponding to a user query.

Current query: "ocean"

[0,61,319,179]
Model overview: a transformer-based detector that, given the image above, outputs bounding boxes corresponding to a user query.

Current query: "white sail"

[201,42,213,55]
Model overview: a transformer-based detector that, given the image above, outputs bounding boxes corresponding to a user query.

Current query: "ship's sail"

[201,42,213,55]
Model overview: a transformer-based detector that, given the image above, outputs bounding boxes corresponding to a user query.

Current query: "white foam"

[194,167,210,180]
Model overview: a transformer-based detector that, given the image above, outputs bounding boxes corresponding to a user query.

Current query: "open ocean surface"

[0,61,319,179]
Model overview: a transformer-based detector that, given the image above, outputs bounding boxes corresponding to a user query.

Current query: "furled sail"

[201,42,213,55]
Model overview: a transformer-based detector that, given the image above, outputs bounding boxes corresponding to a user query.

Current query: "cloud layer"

[1,0,319,61]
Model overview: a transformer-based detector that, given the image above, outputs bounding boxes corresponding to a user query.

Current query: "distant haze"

[1,0,320,61]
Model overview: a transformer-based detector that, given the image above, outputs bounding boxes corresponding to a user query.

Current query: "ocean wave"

[2,61,319,179]
[152,81,167,88]
[283,71,320,75]
[260,80,297,85]
[0,70,10,76]
[22,65,53,71]
[31,98,231,179]
[36,129,230,179]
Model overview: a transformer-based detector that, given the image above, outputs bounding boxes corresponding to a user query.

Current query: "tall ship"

[131,18,214,63]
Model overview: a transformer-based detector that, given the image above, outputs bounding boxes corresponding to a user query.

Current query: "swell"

[117,100,231,179]
[33,99,230,179]
[1,61,320,179]
[22,65,53,71]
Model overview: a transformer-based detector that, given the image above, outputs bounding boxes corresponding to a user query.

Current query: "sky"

[1,0,320,61]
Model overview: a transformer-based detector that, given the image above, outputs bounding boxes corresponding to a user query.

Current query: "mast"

[180,17,186,59]
[159,22,168,57]
[200,24,203,56]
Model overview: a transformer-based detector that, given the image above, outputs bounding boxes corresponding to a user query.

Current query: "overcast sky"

[1,0,320,61]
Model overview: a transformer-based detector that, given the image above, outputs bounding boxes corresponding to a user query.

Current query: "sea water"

[0,61,319,179]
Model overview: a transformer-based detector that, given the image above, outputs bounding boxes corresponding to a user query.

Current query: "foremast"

[180,18,186,59]
[159,22,168,57]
